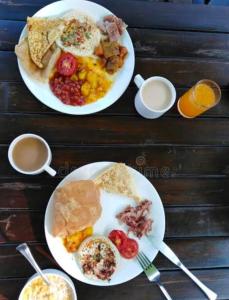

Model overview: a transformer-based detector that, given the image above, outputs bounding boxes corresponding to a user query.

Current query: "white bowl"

[18,268,77,300]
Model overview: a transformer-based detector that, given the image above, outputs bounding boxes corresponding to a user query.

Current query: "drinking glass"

[177,79,221,118]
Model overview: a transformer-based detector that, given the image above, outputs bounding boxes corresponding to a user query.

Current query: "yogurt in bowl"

[18,268,77,300]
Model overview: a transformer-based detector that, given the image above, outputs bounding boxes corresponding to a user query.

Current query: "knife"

[149,238,217,300]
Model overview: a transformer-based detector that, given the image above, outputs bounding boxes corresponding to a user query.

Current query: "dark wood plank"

[0,0,229,33]
[166,206,229,237]
[0,268,228,300]
[0,20,24,51]
[1,207,229,243]
[2,51,229,87]
[2,20,229,60]
[1,82,229,117]
[130,28,229,60]
[1,146,229,178]
[1,238,229,278]
[1,114,229,146]
[1,177,229,210]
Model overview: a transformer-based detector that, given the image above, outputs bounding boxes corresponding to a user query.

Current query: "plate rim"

[17,0,135,115]
[44,161,166,286]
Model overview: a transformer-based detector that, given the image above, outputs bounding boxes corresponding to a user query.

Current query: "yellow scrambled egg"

[64,227,93,253]
[72,57,112,104]
[21,274,73,300]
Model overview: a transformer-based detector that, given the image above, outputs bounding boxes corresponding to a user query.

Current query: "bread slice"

[94,163,140,202]
[27,17,64,68]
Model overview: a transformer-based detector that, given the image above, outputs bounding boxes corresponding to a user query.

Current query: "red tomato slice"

[120,238,139,259]
[56,53,78,76]
[108,230,127,251]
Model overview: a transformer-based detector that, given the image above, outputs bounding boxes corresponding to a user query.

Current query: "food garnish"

[78,236,118,281]
[21,274,73,300]
[56,12,101,57]
[52,180,101,238]
[64,227,93,253]
[116,200,153,238]
[108,230,139,259]
[94,163,140,202]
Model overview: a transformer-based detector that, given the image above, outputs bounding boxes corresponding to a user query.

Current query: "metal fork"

[137,251,173,300]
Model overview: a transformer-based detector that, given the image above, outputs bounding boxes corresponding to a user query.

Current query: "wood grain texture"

[0,177,229,210]
[0,0,229,33]
[1,83,229,117]
[1,146,229,178]
[0,269,228,300]
[2,20,229,60]
[0,0,229,299]
[0,207,229,243]
[1,114,229,146]
[2,51,229,87]
[1,238,229,278]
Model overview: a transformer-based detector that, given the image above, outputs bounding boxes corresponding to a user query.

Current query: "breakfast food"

[15,10,129,107]
[27,17,64,68]
[78,236,119,281]
[15,39,61,82]
[64,227,93,253]
[109,230,139,259]
[116,200,153,238]
[97,15,127,41]
[56,12,101,57]
[94,40,128,74]
[52,180,101,237]
[21,274,73,300]
[49,54,112,106]
[94,163,140,202]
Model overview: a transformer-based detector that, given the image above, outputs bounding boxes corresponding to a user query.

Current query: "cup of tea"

[8,133,56,176]
[134,74,176,119]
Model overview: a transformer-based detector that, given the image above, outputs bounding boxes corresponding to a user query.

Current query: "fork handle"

[179,263,217,300]
[156,281,173,300]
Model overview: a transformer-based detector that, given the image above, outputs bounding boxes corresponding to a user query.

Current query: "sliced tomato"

[108,230,127,251]
[120,238,139,259]
[56,53,78,76]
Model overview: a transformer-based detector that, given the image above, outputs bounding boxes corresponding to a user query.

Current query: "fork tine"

[139,251,151,267]
[137,253,147,269]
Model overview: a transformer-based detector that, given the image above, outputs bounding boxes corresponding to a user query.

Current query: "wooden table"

[0,1,229,299]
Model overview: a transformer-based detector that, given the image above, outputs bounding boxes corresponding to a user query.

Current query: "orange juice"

[177,80,221,118]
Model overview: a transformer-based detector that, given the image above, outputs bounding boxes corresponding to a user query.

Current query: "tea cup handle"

[44,165,56,177]
[134,74,145,89]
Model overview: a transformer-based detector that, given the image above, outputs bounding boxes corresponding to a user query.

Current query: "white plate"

[17,0,135,115]
[44,162,165,286]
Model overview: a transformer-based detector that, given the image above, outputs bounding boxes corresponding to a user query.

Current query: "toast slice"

[94,163,140,202]
[27,17,64,68]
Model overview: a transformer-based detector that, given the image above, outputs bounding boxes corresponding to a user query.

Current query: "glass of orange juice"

[177,79,221,118]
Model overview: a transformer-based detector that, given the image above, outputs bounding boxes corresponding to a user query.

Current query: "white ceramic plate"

[17,0,135,115]
[44,162,165,286]
[18,268,77,300]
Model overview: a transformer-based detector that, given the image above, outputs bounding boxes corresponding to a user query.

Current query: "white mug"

[134,74,176,119]
[8,133,56,176]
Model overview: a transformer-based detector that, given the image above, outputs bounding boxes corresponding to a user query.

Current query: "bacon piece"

[97,15,127,41]
[116,200,153,238]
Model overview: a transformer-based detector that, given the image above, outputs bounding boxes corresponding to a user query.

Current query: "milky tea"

[142,80,172,111]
